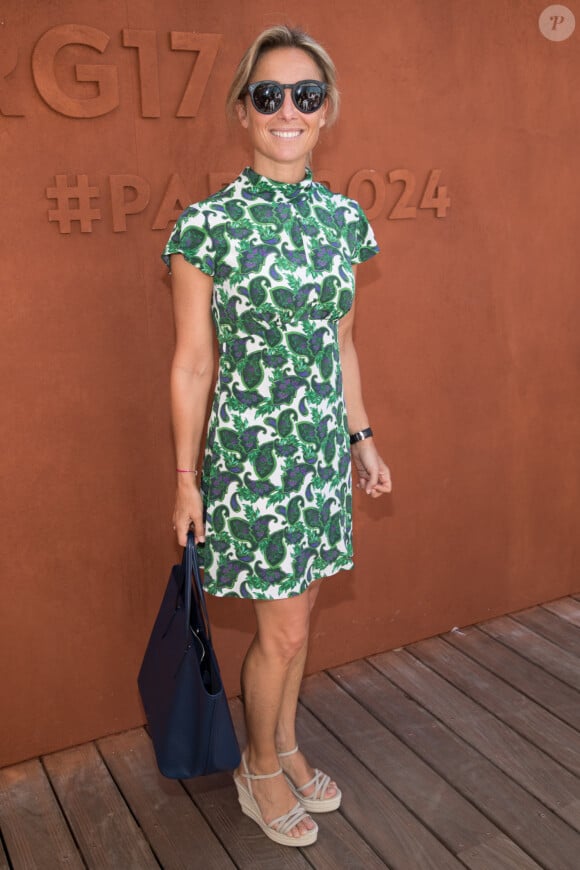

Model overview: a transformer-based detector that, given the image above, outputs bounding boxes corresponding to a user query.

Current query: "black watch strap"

[349,427,374,445]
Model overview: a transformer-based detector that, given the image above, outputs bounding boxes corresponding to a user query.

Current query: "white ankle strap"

[243,766,283,780]
[277,745,299,758]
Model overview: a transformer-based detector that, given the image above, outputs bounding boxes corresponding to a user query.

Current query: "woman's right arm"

[169,253,215,546]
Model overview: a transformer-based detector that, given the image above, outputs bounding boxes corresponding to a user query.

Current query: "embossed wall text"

[3,25,221,118]
[45,169,451,233]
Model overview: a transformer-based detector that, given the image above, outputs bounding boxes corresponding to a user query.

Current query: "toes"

[296,818,314,836]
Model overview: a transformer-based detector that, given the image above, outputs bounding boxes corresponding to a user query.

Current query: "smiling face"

[236,47,328,183]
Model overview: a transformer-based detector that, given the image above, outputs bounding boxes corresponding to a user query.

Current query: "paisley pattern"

[162,167,379,599]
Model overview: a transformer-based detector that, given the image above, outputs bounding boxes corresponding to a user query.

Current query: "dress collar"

[242,166,313,200]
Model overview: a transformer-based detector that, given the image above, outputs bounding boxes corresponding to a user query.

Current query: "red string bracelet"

[176,468,198,475]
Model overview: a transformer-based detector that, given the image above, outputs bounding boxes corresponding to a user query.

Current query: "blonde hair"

[226,25,340,126]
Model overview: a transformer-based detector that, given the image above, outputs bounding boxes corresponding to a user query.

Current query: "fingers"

[358,467,392,498]
[366,472,379,495]
[193,513,206,543]
[370,469,392,497]
[173,513,205,546]
[353,444,392,497]
[358,475,380,495]
[360,466,382,495]
[377,468,392,492]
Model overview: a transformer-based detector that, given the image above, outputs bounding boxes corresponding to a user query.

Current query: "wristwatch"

[349,427,374,445]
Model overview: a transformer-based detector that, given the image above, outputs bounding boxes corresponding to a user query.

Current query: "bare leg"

[274,581,319,751]
[275,580,338,798]
[237,591,316,837]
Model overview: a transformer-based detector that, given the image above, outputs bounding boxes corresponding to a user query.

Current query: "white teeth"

[272,131,301,139]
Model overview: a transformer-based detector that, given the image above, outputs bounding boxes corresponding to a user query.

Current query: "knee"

[259,623,308,664]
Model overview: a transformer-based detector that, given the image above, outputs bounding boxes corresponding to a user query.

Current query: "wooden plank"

[332,657,580,870]
[481,616,580,690]
[300,671,541,870]
[98,727,235,870]
[512,606,580,656]
[371,647,580,830]
[292,808,390,870]
[290,699,461,870]
[408,635,580,776]
[186,697,459,869]
[0,837,9,870]
[444,625,580,731]
[0,758,83,870]
[543,597,580,628]
[43,742,158,869]
[457,835,545,870]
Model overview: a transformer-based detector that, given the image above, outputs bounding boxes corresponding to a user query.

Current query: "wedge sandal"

[278,745,342,813]
[233,752,318,847]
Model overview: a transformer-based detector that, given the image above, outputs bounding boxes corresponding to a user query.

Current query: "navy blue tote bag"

[138,531,241,778]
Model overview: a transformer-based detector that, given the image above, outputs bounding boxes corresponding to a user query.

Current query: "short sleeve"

[161,205,215,277]
[345,201,380,265]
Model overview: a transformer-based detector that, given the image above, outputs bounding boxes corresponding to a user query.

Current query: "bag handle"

[183,530,212,645]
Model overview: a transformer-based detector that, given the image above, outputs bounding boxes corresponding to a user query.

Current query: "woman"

[163,25,391,847]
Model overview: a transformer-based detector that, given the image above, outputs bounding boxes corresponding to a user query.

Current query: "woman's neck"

[251,154,308,184]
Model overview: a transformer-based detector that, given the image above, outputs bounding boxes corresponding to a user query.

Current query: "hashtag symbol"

[46,174,101,233]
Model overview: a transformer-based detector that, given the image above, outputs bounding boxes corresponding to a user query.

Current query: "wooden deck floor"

[2,596,580,869]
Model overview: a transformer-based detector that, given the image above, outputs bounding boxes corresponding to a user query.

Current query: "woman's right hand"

[172,482,205,546]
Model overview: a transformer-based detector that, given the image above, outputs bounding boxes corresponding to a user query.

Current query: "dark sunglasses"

[246,80,327,115]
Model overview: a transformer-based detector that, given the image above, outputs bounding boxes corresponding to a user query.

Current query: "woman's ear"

[236,99,249,129]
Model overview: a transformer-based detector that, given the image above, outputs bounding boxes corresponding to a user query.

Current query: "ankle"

[245,747,280,775]
[275,732,297,754]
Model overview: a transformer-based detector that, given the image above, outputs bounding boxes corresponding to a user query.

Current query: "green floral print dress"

[162,167,379,599]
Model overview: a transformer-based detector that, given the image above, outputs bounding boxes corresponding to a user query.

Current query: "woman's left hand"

[351,440,392,498]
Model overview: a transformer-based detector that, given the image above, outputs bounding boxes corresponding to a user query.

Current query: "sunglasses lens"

[293,83,325,113]
[251,82,283,114]
[248,81,327,114]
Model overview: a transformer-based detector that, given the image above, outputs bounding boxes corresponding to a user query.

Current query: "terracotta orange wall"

[1,0,579,766]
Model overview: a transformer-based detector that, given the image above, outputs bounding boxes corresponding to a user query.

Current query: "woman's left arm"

[338,272,392,498]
